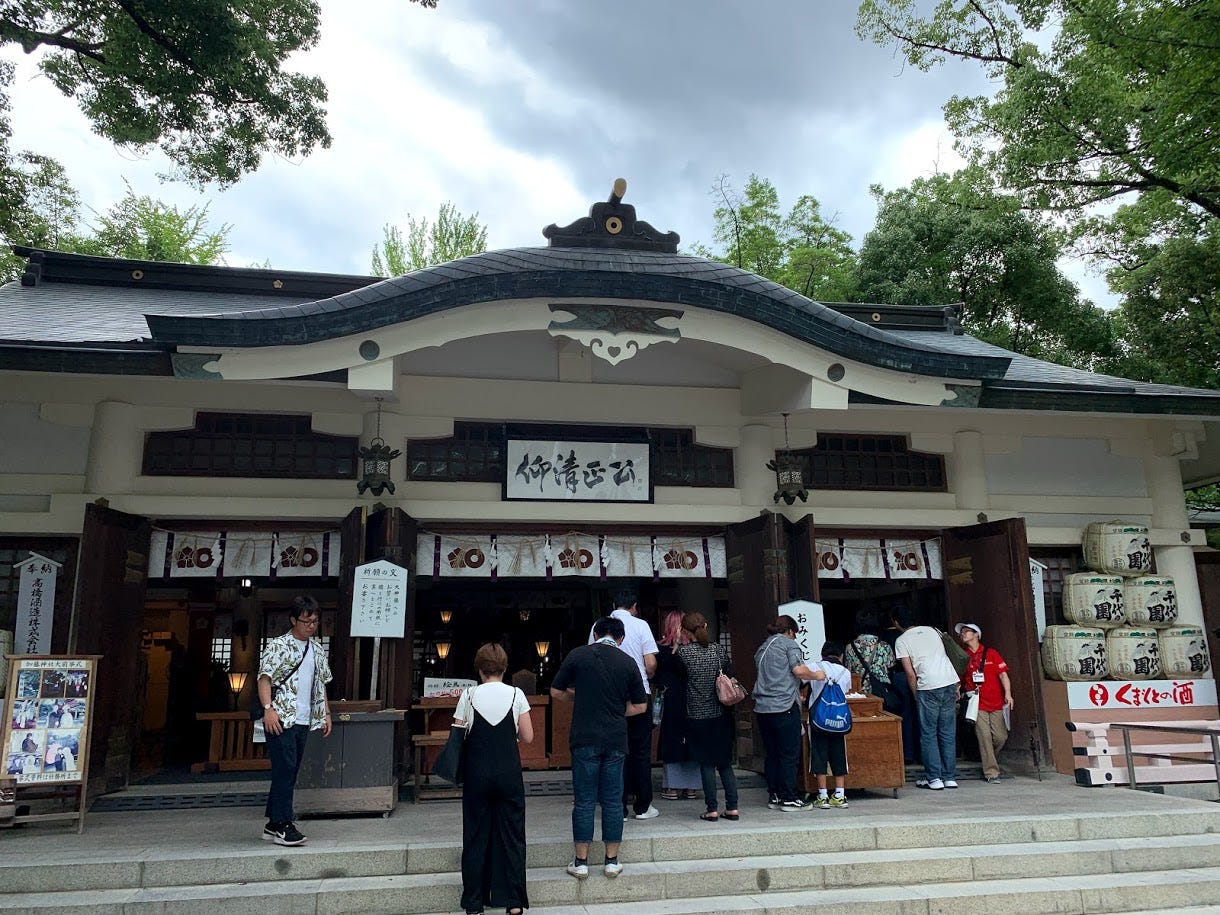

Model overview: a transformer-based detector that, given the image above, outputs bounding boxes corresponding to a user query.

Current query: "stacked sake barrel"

[1044,522,1181,681]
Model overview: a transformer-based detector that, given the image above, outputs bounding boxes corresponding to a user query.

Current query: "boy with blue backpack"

[806,642,854,809]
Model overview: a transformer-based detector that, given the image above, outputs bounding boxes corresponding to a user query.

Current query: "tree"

[1,0,437,187]
[856,168,1116,367]
[0,61,81,281]
[855,0,1220,223]
[67,184,230,264]
[371,202,488,276]
[704,174,858,302]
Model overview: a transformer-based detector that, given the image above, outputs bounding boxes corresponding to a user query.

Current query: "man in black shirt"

[551,616,648,880]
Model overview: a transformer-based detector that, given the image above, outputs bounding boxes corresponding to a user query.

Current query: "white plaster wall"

[986,436,1148,497]
[0,402,91,474]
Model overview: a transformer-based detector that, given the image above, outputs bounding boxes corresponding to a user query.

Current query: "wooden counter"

[412,694,550,770]
[801,695,905,795]
[296,709,405,816]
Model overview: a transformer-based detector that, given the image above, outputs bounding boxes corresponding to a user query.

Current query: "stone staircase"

[6,805,1220,914]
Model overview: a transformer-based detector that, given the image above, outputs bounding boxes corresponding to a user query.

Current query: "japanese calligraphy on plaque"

[15,553,61,655]
[505,439,651,502]
[350,559,408,638]
[4,656,96,785]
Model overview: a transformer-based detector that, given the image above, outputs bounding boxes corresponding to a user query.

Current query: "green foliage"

[705,174,858,302]
[856,167,1116,367]
[1188,483,1220,514]
[0,1,435,187]
[64,184,230,264]
[371,202,488,276]
[856,0,1220,222]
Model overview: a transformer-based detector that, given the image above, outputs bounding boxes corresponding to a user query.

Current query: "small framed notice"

[351,559,408,639]
[2,655,99,833]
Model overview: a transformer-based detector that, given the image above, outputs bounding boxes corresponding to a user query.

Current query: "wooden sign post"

[1,655,99,833]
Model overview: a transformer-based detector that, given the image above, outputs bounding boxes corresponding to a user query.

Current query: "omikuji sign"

[14,553,60,655]
[350,559,407,638]
[505,439,650,502]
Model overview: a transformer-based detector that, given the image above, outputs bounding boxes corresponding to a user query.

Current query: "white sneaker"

[604,859,623,878]
[916,777,945,790]
[566,859,589,879]
[633,805,660,820]
[943,779,959,789]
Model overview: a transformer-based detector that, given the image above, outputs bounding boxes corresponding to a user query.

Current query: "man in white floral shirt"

[257,595,332,846]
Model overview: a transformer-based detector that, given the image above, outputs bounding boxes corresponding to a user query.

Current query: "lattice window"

[652,428,734,488]
[210,636,232,670]
[143,413,357,479]
[1032,550,1083,626]
[793,434,946,492]
[408,422,504,482]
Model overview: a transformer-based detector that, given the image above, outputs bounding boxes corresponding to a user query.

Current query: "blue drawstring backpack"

[810,679,853,734]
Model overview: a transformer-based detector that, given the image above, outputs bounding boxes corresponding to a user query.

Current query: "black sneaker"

[274,822,307,846]
[767,794,780,810]
[261,821,279,842]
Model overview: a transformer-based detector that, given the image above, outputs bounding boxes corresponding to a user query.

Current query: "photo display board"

[3,656,96,785]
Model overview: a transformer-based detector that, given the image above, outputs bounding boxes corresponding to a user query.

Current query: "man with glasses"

[257,595,332,846]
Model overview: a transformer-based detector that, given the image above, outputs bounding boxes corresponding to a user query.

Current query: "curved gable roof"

[144,247,1011,381]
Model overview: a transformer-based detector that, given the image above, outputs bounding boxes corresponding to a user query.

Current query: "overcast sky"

[0,0,1112,305]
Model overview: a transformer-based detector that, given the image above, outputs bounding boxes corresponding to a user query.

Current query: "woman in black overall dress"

[456,643,533,915]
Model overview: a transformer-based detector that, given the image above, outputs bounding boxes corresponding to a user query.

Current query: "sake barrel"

[1106,627,1161,679]
[1159,625,1210,677]
[1124,576,1178,628]
[1063,572,1126,628]
[0,629,10,697]
[1042,625,1109,681]
[1082,521,1152,577]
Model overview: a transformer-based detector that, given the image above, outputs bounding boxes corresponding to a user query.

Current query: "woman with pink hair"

[655,609,701,799]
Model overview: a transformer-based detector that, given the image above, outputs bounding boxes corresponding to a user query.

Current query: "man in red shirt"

[956,623,1013,783]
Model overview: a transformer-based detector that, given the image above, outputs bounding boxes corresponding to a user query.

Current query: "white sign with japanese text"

[506,440,650,502]
[350,560,407,638]
[423,677,476,699]
[15,554,60,655]
[779,599,825,665]
[1067,678,1218,710]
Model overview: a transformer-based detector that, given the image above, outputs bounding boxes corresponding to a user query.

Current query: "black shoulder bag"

[249,640,309,720]
[433,685,476,785]
[848,640,902,715]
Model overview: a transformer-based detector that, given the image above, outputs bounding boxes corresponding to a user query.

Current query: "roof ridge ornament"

[543,178,680,253]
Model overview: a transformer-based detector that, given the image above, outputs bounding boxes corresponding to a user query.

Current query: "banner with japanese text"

[15,554,59,655]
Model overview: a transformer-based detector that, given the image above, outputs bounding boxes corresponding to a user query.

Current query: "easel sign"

[1,655,98,833]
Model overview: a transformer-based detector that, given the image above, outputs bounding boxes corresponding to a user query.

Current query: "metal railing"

[1110,721,1220,791]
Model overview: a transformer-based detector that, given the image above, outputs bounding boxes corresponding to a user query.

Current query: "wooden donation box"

[295,703,405,816]
[801,695,905,795]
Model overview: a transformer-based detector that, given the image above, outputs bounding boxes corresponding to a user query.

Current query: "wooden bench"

[410,733,462,804]
[1067,720,1220,788]
[192,712,270,774]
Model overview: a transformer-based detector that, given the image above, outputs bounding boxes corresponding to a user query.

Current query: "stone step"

[8,864,1220,915]
[6,835,1220,914]
[6,806,1220,896]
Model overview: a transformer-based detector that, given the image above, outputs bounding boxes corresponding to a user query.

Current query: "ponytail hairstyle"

[681,611,711,647]
[767,614,798,636]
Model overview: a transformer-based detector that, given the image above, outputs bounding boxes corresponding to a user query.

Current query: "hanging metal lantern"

[765,413,809,505]
[357,399,402,496]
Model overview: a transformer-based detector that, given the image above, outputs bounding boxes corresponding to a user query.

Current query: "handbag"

[432,686,476,785]
[964,690,980,723]
[249,640,309,720]
[847,640,902,715]
[716,670,747,706]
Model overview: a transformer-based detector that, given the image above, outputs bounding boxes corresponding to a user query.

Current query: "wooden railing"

[193,712,270,773]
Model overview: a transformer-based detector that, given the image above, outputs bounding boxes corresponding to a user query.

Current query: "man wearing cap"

[956,622,1013,784]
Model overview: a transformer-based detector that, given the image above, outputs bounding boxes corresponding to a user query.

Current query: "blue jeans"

[571,745,626,845]
[756,704,802,802]
[265,724,310,826]
[917,685,958,781]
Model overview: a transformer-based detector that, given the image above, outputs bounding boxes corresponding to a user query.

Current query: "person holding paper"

[956,622,1013,784]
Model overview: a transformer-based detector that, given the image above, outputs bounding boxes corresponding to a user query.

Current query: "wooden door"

[785,514,821,606]
[1196,553,1220,678]
[331,506,366,700]
[725,511,786,693]
[71,502,152,797]
[942,518,1047,770]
